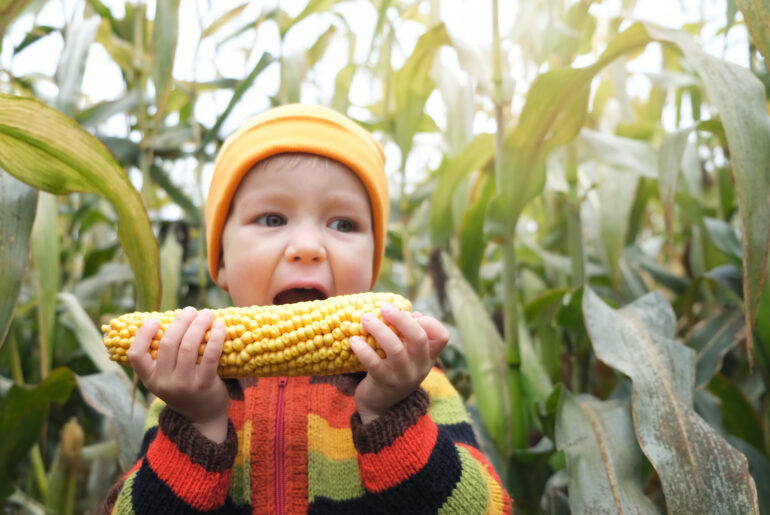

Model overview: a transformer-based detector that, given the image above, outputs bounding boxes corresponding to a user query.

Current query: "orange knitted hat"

[205,104,388,287]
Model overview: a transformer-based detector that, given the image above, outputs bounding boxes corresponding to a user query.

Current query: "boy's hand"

[350,303,449,424]
[128,307,230,443]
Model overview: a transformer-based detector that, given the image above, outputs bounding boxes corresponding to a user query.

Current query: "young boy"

[102,104,511,514]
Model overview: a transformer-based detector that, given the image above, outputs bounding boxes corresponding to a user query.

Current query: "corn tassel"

[102,292,411,377]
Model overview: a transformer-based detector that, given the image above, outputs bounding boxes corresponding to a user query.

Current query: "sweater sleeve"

[101,400,240,515]
[351,367,512,514]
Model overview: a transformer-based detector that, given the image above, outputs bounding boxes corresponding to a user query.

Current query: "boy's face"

[216,158,375,307]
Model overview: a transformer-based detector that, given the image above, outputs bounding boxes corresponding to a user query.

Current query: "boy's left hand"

[350,303,449,424]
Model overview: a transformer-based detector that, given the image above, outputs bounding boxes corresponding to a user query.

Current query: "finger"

[411,311,424,318]
[199,321,226,382]
[176,309,214,372]
[128,318,159,379]
[155,307,197,376]
[379,304,429,362]
[361,312,408,364]
[415,316,450,360]
[349,335,382,372]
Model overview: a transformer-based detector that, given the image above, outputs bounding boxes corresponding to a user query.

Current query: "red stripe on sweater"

[357,413,437,492]
[122,459,142,480]
[146,429,232,510]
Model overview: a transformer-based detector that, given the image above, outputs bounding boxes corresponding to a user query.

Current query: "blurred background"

[0,0,768,513]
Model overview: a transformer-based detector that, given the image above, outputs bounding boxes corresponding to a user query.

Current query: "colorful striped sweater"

[102,367,512,514]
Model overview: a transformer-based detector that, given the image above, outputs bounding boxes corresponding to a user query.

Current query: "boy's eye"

[329,219,355,232]
[256,214,285,227]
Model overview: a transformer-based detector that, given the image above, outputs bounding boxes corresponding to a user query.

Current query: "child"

[102,104,512,514]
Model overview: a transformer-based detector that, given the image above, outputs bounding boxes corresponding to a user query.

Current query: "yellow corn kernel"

[101,292,411,377]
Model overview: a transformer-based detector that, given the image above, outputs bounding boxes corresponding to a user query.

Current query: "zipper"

[275,376,288,515]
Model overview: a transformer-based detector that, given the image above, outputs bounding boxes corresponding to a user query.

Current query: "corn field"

[1,0,769,513]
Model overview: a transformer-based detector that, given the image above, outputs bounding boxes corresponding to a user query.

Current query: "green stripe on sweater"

[438,446,489,514]
[229,460,251,505]
[115,470,137,515]
[308,450,364,502]
[143,398,165,432]
[429,395,470,425]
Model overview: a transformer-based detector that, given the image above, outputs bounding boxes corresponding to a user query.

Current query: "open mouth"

[273,287,327,305]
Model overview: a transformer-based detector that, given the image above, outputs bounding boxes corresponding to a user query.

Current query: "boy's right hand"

[128,307,230,443]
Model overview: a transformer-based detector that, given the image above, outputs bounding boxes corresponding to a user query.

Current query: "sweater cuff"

[158,406,238,471]
[351,388,439,493]
[351,388,430,454]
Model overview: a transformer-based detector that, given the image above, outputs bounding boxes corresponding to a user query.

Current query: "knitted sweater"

[102,367,512,514]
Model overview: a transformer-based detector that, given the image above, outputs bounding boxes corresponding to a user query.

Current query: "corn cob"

[101,292,411,377]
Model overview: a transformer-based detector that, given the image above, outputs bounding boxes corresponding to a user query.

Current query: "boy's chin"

[273,288,327,305]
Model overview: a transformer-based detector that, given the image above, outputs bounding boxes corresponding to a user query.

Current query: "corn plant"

[0,0,768,513]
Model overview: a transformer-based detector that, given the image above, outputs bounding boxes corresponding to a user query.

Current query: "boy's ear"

[215,256,229,292]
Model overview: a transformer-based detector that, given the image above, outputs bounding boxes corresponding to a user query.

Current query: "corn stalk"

[492,0,527,451]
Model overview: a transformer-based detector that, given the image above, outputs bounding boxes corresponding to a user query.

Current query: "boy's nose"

[285,235,326,263]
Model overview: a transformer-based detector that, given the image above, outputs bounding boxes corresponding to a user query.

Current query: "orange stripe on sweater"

[146,430,232,510]
[307,382,358,427]
[358,413,437,492]
[121,459,142,480]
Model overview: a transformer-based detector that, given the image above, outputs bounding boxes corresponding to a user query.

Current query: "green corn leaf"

[0,368,75,502]
[58,292,129,381]
[201,2,248,39]
[686,311,744,389]
[76,372,146,471]
[458,173,495,288]
[149,164,200,223]
[708,374,766,455]
[429,133,495,246]
[735,0,770,63]
[0,170,37,349]
[160,230,183,312]
[0,94,160,311]
[308,25,337,66]
[391,23,451,156]
[645,23,770,368]
[0,0,37,40]
[596,167,639,288]
[85,0,118,35]
[55,14,100,117]
[486,23,653,239]
[151,0,180,129]
[703,217,743,261]
[727,437,770,513]
[555,390,657,514]
[95,17,134,72]
[579,129,658,179]
[12,24,56,54]
[440,251,510,455]
[659,127,694,237]
[201,53,274,148]
[331,62,356,113]
[282,0,346,36]
[583,287,759,513]
[30,192,59,377]
[76,90,139,129]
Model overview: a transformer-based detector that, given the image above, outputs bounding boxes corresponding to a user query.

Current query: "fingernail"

[380,303,393,313]
[361,313,374,323]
